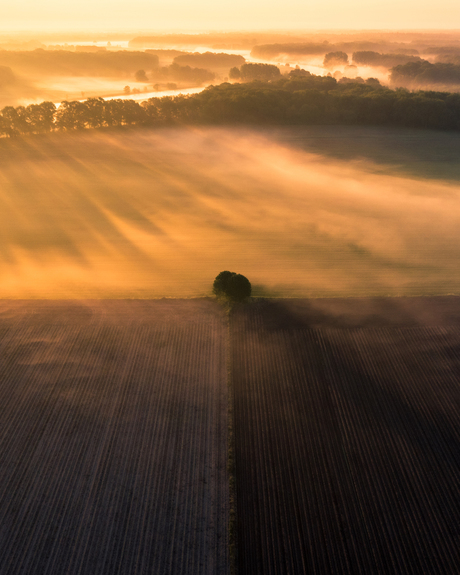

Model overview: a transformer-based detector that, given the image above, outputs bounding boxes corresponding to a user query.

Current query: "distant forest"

[251,42,420,59]
[173,52,245,71]
[352,51,423,68]
[390,61,460,87]
[0,50,160,76]
[2,72,460,136]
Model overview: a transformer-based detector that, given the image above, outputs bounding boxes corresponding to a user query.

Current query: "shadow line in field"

[270,125,460,184]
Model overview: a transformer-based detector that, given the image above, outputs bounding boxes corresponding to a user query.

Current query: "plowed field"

[232,297,460,575]
[0,300,228,575]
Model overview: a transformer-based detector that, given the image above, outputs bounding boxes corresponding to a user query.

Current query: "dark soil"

[232,297,460,574]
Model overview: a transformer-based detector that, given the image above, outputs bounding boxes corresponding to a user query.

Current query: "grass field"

[231,297,460,574]
[2,126,460,298]
[0,299,229,575]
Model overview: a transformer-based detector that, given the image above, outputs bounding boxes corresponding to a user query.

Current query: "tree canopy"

[323,51,349,68]
[0,49,160,77]
[2,72,460,136]
[352,51,422,68]
[390,61,460,88]
[213,271,252,301]
[173,52,245,71]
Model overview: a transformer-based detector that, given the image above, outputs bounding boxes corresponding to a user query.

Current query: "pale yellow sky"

[3,0,460,32]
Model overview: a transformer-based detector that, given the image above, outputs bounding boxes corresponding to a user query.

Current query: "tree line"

[2,73,460,136]
[352,51,423,68]
[151,63,215,85]
[0,50,160,77]
[250,42,419,60]
[390,61,460,87]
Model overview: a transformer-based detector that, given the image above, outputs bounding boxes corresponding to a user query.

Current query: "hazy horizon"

[3,0,460,33]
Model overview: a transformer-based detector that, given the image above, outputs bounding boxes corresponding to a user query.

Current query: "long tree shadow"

[268,125,460,184]
[232,296,460,574]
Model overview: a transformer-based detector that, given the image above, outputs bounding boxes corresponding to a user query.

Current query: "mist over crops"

[1,126,460,298]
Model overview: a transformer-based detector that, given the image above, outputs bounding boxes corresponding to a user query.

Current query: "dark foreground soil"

[2,296,459,575]
[0,299,229,575]
[232,297,460,575]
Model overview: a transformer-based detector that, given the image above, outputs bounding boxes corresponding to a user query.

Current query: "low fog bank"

[1,127,460,298]
[3,30,460,107]
[268,125,460,182]
[0,50,230,107]
[0,50,214,107]
[248,31,460,89]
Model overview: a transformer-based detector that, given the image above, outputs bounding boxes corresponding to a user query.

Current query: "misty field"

[2,126,460,298]
[231,297,460,574]
[0,300,228,575]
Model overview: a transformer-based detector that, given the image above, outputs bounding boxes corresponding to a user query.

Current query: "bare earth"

[0,299,229,575]
[232,296,460,575]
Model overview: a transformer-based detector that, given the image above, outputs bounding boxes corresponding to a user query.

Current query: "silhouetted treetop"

[173,52,245,71]
[213,271,252,301]
[352,51,423,68]
[251,42,419,61]
[323,52,349,68]
[135,69,149,82]
[390,61,460,88]
[0,50,160,77]
[231,63,281,81]
[151,63,215,85]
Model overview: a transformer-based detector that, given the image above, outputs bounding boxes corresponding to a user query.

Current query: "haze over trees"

[0,65,16,87]
[151,63,215,85]
[173,52,245,72]
[352,51,423,68]
[3,71,460,135]
[145,49,187,65]
[251,41,420,60]
[0,50,160,77]
[134,69,148,82]
[230,62,281,81]
[390,60,460,88]
[127,32,322,50]
[4,31,460,109]
[323,51,349,68]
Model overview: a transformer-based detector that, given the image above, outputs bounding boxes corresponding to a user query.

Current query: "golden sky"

[3,0,460,31]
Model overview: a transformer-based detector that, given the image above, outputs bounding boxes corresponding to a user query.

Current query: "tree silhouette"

[229,66,241,80]
[213,271,251,301]
[2,74,460,137]
[135,69,149,82]
[323,51,348,68]
[239,63,281,81]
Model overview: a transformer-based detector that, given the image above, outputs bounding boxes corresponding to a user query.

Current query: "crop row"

[232,309,460,574]
[2,298,459,575]
[0,303,228,575]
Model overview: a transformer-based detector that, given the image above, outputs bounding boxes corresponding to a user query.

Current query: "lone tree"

[323,51,349,68]
[135,69,149,82]
[213,271,251,301]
